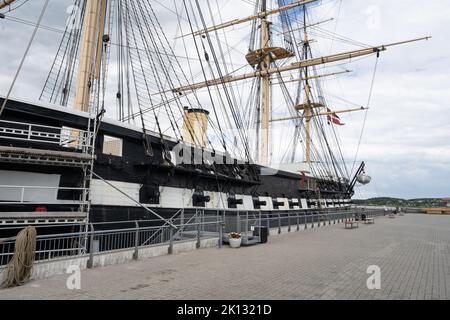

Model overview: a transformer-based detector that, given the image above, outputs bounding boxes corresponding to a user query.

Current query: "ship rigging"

[0,0,430,226]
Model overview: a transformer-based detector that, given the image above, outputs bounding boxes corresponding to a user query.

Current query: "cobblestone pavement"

[1,214,450,300]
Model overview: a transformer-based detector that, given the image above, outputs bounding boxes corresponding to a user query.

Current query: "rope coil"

[1,226,37,289]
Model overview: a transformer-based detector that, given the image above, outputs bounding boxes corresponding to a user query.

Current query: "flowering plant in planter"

[229,232,242,239]
[228,232,242,248]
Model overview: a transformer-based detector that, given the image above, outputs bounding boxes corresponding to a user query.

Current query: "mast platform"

[246,47,295,66]
[295,102,324,111]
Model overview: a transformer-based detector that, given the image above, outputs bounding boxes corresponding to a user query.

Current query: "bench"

[364,218,375,225]
[345,220,359,229]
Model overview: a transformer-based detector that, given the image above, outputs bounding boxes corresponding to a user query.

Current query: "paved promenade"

[1,214,450,300]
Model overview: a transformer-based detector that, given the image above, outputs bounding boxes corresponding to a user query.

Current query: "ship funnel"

[357,173,372,185]
[182,107,210,147]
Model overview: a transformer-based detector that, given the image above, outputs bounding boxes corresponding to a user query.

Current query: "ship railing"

[0,209,390,270]
[0,219,224,270]
[0,185,87,205]
[226,208,387,235]
[0,229,87,269]
[0,119,93,151]
[139,208,186,247]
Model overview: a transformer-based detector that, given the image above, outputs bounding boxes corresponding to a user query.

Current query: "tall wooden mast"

[302,6,312,164]
[74,0,107,113]
[260,0,271,165]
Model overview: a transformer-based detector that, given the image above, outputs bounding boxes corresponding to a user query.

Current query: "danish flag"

[327,108,345,126]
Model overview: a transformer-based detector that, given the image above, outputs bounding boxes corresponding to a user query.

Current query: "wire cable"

[0,0,50,117]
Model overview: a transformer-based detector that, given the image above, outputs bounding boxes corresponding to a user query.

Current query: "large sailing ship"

[0,0,429,226]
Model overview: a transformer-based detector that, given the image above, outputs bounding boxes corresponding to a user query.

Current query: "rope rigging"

[31,0,385,191]
[0,0,50,117]
[351,55,380,176]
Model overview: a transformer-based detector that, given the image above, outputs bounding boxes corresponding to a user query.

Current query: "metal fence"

[0,208,388,270]
[0,214,223,270]
[223,208,387,236]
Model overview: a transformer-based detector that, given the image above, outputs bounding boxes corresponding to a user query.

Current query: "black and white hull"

[0,97,353,226]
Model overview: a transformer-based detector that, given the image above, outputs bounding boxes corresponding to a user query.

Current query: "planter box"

[229,238,242,248]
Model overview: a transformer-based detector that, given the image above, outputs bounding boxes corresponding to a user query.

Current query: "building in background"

[443,198,450,208]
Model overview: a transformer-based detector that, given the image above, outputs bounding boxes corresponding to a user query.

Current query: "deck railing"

[0,185,87,205]
[0,119,93,151]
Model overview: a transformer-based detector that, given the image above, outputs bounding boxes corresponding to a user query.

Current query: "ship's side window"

[61,126,82,149]
[103,135,123,157]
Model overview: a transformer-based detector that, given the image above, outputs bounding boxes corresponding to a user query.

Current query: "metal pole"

[196,223,201,249]
[246,211,249,236]
[20,187,25,204]
[133,221,139,260]
[278,213,281,234]
[304,212,307,230]
[237,211,241,233]
[259,211,262,230]
[219,222,223,249]
[169,226,174,255]
[87,224,95,269]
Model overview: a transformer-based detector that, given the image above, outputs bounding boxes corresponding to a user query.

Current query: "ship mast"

[302,6,312,164]
[260,0,271,165]
[168,0,430,166]
[74,0,107,113]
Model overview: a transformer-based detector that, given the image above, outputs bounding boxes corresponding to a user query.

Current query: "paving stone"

[1,214,450,300]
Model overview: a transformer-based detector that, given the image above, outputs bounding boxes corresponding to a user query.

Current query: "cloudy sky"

[0,0,449,199]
